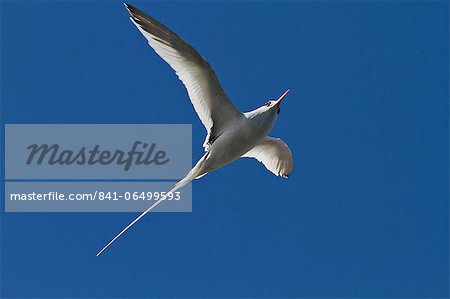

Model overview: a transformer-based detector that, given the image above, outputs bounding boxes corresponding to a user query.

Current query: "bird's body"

[96,3,294,256]
[197,109,279,176]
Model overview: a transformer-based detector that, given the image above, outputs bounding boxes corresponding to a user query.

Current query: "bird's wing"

[242,137,293,178]
[125,4,243,150]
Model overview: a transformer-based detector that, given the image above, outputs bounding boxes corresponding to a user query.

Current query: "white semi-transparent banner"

[5,124,192,212]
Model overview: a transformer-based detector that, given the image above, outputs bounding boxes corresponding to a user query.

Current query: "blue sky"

[1,1,449,297]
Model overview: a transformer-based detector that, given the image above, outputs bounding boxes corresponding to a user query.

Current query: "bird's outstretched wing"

[125,3,243,150]
[242,137,293,178]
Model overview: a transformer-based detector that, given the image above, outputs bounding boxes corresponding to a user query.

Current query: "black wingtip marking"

[124,3,146,20]
[124,3,134,13]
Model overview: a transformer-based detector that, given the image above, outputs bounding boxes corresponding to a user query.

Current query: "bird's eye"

[265,101,271,107]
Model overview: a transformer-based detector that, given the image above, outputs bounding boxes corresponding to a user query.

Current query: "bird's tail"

[95,154,208,257]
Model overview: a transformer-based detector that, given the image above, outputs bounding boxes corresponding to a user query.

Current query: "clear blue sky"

[1,1,448,297]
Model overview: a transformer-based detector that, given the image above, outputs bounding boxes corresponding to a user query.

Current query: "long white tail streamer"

[96,155,207,257]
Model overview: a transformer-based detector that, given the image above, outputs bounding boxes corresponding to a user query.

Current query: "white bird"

[96,3,294,256]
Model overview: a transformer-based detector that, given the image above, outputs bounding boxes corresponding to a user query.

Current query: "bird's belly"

[203,123,266,171]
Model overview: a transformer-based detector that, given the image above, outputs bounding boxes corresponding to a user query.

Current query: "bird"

[96,3,294,256]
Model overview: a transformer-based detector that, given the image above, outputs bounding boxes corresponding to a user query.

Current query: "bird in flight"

[96,3,294,256]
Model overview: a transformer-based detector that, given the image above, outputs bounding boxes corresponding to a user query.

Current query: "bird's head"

[260,89,290,116]
[245,89,290,124]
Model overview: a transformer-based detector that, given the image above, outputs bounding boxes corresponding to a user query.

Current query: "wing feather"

[125,4,243,150]
[242,137,293,178]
